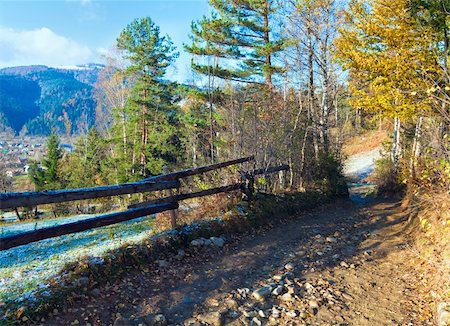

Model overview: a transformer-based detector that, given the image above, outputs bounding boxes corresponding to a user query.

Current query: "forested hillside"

[0,64,101,135]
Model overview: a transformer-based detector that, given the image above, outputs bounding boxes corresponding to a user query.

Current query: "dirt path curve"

[38,196,432,326]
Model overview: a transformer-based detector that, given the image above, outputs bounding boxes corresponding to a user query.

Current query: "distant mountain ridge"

[0,64,104,136]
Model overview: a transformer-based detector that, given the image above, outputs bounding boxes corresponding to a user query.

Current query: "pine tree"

[185,0,286,87]
[116,17,181,178]
[29,133,63,190]
[61,128,109,188]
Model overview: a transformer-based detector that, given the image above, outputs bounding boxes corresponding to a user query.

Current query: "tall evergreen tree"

[185,0,286,87]
[116,17,180,178]
[185,1,287,163]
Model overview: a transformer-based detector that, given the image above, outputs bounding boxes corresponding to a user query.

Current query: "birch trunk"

[409,117,423,179]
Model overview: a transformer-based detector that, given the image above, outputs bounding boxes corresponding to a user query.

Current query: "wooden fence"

[0,156,288,251]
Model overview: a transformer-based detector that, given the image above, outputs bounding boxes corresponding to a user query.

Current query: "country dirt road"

[37,194,432,326]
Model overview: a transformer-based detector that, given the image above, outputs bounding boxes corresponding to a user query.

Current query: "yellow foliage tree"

[335,0,440,122]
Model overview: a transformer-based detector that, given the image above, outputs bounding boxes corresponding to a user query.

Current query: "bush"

[314,152,348,196]
[373,157,405,195]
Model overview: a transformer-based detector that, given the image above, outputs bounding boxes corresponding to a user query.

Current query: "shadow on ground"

[38,188,419,325]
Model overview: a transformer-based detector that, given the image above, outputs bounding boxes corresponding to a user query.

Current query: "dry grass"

[406,191,450,312]
[154,191,242,231]
[343,129,388,156]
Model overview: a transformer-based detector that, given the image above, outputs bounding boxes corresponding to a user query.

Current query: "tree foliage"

[335,0,439,122]
[115,17,182,178]
[185,0,286,87]
[29,134,63,191]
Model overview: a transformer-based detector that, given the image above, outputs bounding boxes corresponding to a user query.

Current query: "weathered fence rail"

[147,156,254,181]
[0,180,179,210]
[0,156,288,251]
[252,164,290,176]
[0,202,178,251]
[128,183,245,209]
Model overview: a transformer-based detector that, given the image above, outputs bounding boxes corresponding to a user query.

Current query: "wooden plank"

[162,166,177,228]
[128,183,244,209]
[0,180,179,210]
[0,202,178,251]
[146,156,254,181]
[251,164,290,176]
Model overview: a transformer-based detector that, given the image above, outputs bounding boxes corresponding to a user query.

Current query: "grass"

[0,214,155,307]
[343,129,388,156]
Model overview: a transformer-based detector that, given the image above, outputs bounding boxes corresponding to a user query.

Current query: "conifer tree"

[62,128,109,188]
[185,0,286,88]
[116,17,181,178]
[29,133,63,190]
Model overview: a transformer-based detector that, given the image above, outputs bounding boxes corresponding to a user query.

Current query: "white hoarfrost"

[0,214,155,305]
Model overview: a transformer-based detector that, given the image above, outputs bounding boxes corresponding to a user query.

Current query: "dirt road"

[36,193,432,326]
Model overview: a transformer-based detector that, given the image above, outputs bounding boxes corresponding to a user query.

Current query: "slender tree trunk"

[208,58,216,163]
[307,25,319,161]
[410,116,423,179]
[121,109,127,156]
[299,127,309,190]
[392,116,401,165]
[263,0,273,89]
[319,6,331,154]
[140,88,149,177]
[230,87,238,159]
[355,108,361,131]
[131,121,138,176]
[192,141,197,166]
[444,28,449,83]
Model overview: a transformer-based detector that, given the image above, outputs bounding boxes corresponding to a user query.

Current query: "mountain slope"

[0,75,41,132]
[0,64,103,135]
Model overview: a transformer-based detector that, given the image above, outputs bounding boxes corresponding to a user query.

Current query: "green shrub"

[314,152,348,196]
[373,157,405,195]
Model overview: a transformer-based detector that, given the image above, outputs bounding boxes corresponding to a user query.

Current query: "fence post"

[248,173,255,200]
[240,171,255,201]
[163,166,178,228]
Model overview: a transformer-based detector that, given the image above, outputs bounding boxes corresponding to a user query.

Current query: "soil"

[33,193,434,326]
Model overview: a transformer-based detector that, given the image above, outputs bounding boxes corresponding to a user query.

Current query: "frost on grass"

[0,214,154,305]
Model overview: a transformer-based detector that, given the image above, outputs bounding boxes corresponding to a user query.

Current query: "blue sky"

[0,0,210,82]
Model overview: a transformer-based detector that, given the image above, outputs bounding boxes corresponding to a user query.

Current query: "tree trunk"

[444,27,449,83]
[121,108,127,156]
[299,128,309,190]
[318,4,331,154]
[355,108,361,131]
[307,25,319,161]
[131,121,138,176]
[409,116,423,179]
[392,116,401,165]
[140,88,149,177]
[208,58,216,163]
[263,0,273,89]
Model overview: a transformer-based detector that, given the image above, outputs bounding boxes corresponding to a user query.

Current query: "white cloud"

[0,27,93,68]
